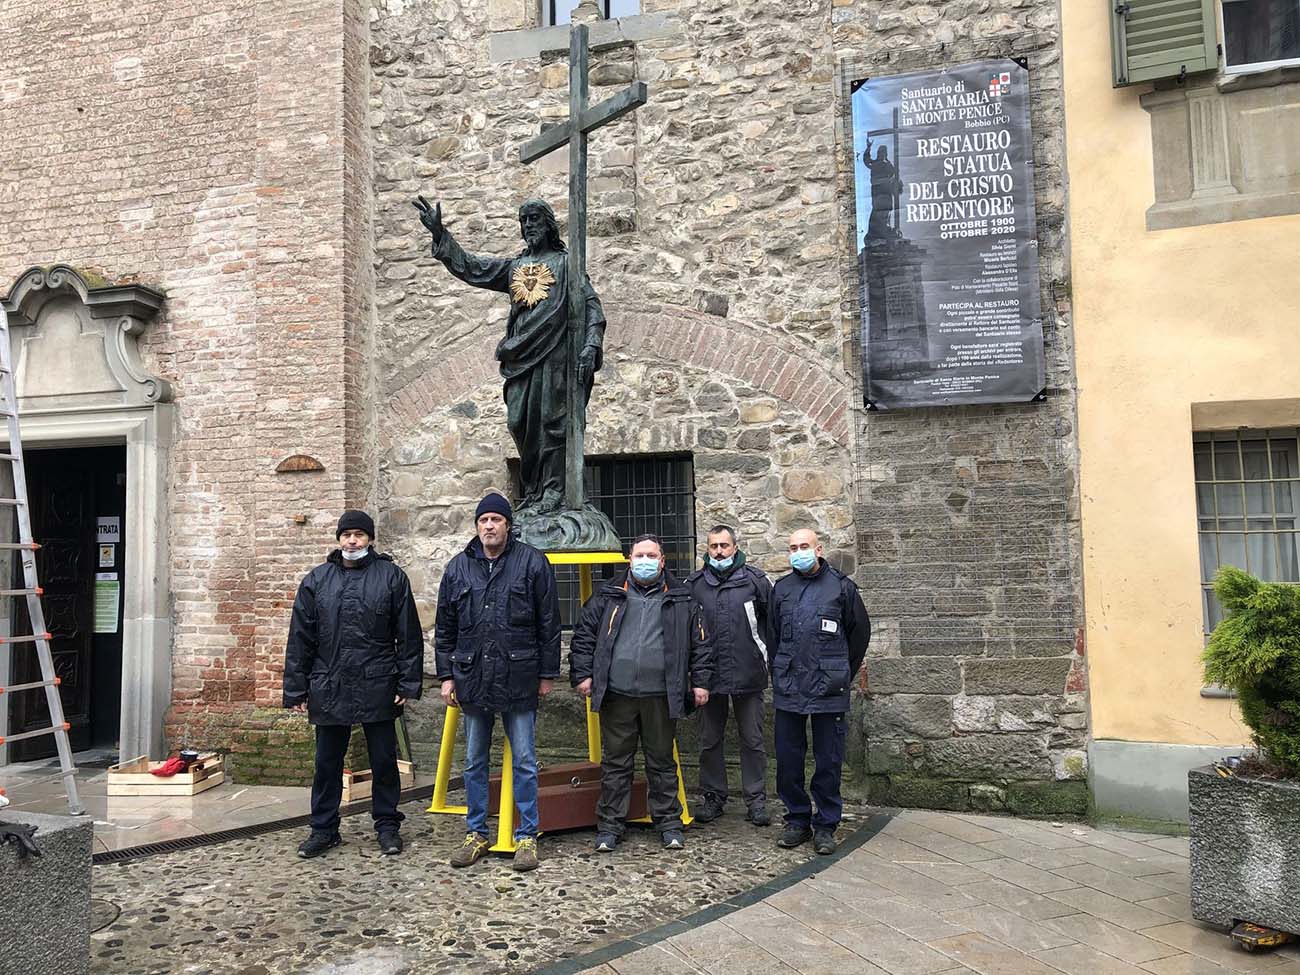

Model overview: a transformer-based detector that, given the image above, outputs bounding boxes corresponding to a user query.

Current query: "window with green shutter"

[1111,0,1218,87]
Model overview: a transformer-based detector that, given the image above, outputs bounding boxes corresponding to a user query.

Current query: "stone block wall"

[834,10,1087,813]
[370,0,856,679]
[367,0,1087,810]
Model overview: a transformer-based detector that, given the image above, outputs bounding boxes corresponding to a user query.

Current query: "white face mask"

[341,546,370,561]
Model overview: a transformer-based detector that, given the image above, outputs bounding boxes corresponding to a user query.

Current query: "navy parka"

[768,559,870,714]
[433,535,561,714]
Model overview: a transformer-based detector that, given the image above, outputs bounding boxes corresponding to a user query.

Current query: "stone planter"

[1189,766,1300,933]
[0,810,92,975]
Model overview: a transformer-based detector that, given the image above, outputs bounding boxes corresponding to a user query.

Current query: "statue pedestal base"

[514,504,621,553]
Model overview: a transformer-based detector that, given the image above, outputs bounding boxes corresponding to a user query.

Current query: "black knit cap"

[475,493,513,523]
[336,509,376,539]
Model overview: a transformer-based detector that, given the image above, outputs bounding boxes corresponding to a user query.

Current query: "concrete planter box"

[0,811,92,975]
[1189,766,1300,933]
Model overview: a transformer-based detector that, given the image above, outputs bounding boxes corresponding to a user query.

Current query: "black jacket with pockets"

[433,536,561,714]
[569,569,713,720]
[768,559,870,715]
[282,550,424,726]
[685,562,772,696]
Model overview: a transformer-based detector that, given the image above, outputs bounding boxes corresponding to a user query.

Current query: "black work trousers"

[310,720,404,835]
[774,709,845,831]
[697,691,768,807]
[596,692,682,836]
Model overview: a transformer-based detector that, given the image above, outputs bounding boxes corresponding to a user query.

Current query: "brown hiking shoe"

[512,836,539,872]
[449,832,489,868]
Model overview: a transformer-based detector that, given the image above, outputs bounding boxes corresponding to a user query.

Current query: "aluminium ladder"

[0,303,83,816]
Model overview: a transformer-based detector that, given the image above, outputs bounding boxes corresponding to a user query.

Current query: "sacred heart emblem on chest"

[510,262,556,309]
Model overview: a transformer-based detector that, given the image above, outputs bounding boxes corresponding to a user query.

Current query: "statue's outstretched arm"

[413,195,512,293]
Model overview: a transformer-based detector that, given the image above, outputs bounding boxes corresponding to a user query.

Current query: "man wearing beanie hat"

[283,510,424,860]
[434,492,560,872]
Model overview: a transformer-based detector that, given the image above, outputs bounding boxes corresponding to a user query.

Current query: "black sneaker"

[746,801,772,827]
[297,829,342,859]
[593,832,619,853]
[813,829,837,855]
[378,830,403,856]
[777,823,813,849]
[661,829,686,850]
[695,793,725,824]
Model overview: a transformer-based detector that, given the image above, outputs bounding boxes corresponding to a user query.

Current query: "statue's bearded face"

[520,210,549,252]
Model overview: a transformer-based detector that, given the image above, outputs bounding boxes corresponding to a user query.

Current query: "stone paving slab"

[83,801,1287,975]
[570,810,1282,975]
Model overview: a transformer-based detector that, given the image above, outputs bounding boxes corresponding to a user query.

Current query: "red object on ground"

[150,756,186,777]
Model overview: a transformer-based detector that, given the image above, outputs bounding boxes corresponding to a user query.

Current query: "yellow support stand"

[489,738,516,853]
[426,549,694,839]
[427,703,467,815]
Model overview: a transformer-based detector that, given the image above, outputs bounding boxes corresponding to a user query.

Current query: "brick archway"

[383,307,851,446]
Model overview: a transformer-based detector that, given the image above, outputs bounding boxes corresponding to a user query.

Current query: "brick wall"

[0,1,375,751]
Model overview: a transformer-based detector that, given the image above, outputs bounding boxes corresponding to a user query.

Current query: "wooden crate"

[341,760,415,802]
[107,753,225,797]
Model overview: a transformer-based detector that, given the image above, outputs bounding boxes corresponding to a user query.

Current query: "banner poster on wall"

[850,58,1045,410]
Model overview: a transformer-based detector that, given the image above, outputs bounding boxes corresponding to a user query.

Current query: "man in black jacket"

[570,534,713,852]
[686,525,774,827]
[770,528,870,856]
[434,493,560,872]
[283,510,424,859]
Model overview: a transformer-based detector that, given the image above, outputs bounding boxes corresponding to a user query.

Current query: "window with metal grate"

[1194,428,1300,634]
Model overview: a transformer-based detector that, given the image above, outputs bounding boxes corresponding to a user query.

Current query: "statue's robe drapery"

[434,232,606,504]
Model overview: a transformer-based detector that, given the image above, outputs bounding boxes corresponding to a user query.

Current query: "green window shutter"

[1111,0,1218,87]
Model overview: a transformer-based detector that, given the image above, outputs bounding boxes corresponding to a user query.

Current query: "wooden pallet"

[342,760,415,802]
[107,753,225,797]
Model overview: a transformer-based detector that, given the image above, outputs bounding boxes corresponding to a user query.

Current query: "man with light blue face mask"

[570,533,713,852]
[283,510,424,860]
[686,525,773,827]
[769,528,870,856]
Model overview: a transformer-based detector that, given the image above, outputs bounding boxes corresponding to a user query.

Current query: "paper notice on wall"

[97,516,120,543]
[94,572,120,633]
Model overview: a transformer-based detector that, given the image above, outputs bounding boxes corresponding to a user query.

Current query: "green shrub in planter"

[1202,566,1300,777]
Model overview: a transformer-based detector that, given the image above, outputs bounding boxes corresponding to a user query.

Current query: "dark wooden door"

[10,447,124,760]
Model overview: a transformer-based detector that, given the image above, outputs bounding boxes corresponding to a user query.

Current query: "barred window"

[1194,428,1300,633]
[542,0,640,27]
[512,453,696,627]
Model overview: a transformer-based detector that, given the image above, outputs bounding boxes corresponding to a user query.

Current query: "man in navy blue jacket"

[434,493,560,872]
[768,528,870,855]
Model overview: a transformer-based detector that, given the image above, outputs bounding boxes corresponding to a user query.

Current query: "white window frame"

[1219,0,1300,74]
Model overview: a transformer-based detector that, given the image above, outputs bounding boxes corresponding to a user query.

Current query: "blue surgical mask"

[708,555,734,571]
[789,549,817,572]
[341,546,370,561]
[630,557,661,582]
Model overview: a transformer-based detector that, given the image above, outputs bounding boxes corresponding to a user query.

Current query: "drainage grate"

[93,782,441,865]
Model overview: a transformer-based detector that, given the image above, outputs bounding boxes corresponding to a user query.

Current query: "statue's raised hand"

[413,195,444,246]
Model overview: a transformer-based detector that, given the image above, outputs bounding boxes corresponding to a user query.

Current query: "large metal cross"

[520,23,647,510]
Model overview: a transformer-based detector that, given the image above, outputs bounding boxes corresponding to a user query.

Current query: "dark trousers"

[310,721,404,835]
[698,691,767,807]
[596,692,682,836]
[774,709,846,831]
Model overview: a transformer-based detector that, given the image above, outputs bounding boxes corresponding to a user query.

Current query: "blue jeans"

[463,707,539,840]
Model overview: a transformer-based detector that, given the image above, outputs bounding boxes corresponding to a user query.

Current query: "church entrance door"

[9,445,126,760]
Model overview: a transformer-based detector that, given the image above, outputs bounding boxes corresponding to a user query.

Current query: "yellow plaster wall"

[1061,3,1300,746]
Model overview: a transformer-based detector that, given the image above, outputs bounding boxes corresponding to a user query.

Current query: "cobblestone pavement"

[89,795,820,974]
[574,810,1300,975]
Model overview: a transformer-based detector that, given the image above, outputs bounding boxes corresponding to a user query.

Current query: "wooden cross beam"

[517,22,648,510]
